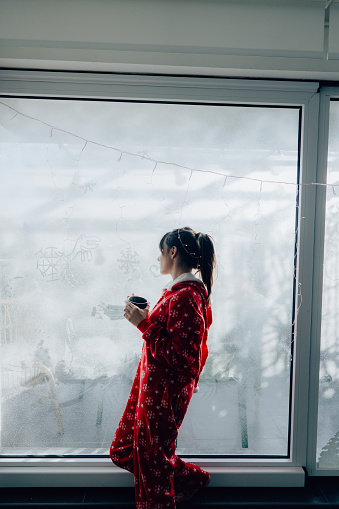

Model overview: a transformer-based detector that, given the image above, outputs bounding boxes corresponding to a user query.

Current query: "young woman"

[110,226,216,508]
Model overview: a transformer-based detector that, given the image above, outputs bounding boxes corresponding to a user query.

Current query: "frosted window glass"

[317,100,339,469]
[0,98,299,457]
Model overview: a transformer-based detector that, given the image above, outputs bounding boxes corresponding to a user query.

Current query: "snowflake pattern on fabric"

[110,281,212,508]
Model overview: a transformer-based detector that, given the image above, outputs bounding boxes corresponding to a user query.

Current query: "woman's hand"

[124,299,150,327]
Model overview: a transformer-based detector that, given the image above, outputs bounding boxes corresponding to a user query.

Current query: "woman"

[110,226,216,508]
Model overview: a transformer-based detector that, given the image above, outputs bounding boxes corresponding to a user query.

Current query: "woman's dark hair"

[159,226,217,304]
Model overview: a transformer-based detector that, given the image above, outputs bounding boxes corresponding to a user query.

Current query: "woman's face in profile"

[158,242,173,275]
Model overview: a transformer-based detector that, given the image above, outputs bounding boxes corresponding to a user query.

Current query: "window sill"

[0,464,305,487]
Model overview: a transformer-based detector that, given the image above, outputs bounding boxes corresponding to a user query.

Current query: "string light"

[177,229,201,260]
[0,100,338,191]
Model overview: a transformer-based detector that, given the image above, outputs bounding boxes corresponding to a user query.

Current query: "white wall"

[1,0,339,80]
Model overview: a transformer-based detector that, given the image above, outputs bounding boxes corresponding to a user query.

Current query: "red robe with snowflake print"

[110,277,212,508]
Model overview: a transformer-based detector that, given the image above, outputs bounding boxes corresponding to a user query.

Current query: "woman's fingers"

[124,301,135,316]
[123,301,149,327]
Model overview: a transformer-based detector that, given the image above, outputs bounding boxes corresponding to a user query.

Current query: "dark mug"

[128,296,148,309]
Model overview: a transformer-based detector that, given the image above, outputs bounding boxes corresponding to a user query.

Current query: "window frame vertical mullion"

[307,88,339,476]
[289,91,320,468]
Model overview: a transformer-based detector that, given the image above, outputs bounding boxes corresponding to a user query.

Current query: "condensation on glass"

[0,98,299,457]
[317,100,339,470]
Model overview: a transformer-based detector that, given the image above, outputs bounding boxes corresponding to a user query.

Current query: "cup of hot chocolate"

[128,296,148,309]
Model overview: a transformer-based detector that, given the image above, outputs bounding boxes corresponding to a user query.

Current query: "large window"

[0,73,331,486]
[0,96,299,457]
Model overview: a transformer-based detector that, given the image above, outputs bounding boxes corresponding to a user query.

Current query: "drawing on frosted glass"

[91,303,125,320]
[36,247,63,282]
[117,248,140,274]
[36,235,101,283]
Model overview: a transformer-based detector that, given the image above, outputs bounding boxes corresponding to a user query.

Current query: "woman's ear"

[171,246,178,258]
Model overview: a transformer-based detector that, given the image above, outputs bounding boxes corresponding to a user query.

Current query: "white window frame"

[306,86,339,477]
[0,70,321,487]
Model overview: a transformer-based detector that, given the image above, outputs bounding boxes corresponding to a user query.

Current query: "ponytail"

[195,232,216,305]
[159,227,217,305]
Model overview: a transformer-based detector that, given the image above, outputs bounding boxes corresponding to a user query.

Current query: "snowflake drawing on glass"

[36,234,101,284]
[36,247,63,282]
[91,302,124,320]
[117,248,140,274]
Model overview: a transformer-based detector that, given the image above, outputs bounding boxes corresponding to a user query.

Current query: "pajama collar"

[163,272,204,292]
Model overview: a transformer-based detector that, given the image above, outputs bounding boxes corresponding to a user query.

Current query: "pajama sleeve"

[137,289,205,373]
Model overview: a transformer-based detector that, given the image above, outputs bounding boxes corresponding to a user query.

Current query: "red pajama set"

[110,275,212,508]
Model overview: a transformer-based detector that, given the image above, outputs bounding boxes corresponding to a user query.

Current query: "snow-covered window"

[0,95,300,458]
